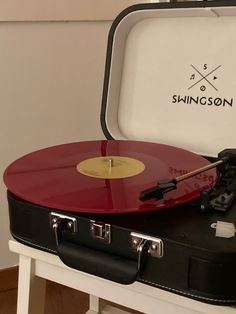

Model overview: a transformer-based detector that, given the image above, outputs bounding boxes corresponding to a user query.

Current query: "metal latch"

[50,212,77,246]
[90,220,111,244]
[131,232,163,258]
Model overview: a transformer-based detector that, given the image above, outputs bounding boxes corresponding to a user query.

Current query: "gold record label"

[76,156,145,179]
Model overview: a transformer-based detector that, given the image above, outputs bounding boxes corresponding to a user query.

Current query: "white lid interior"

[104,6,236,156]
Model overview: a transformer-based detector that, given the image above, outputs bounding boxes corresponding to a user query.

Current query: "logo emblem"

[188,64,221,92]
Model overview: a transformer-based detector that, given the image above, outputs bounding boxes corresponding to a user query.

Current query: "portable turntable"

[4,0,236,305]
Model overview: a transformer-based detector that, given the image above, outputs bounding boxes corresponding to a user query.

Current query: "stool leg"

[17,254,46,314]
[86,296,131,314]
[85,295,102,314]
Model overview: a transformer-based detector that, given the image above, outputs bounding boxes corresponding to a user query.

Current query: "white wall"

[0,0,149,269]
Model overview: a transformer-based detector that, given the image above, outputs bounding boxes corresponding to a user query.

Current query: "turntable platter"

[3,140,217,213]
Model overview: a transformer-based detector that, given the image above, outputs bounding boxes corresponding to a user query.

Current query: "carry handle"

[51,213,149,284]
[57,241,139,284]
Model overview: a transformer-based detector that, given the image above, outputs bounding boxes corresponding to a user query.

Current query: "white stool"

[9,240,236,314]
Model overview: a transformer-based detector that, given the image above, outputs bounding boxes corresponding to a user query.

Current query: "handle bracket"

[50,212,77,246]
[131,232,164,258]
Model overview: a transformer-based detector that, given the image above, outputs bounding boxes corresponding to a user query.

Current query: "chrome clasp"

[90,221,111,244]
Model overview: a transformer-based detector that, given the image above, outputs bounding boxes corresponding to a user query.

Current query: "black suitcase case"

[4,0,236,305]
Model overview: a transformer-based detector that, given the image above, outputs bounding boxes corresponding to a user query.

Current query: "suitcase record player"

[4,0,236,305]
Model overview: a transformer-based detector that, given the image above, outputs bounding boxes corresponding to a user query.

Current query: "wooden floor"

[0,279,142,314]
[0,280,89,314]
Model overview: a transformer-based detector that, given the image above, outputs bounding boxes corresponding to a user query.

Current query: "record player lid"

[4,140,217,214]
[101,2,236,156]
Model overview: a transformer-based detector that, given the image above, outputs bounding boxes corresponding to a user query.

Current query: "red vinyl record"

[4,140,217,214]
